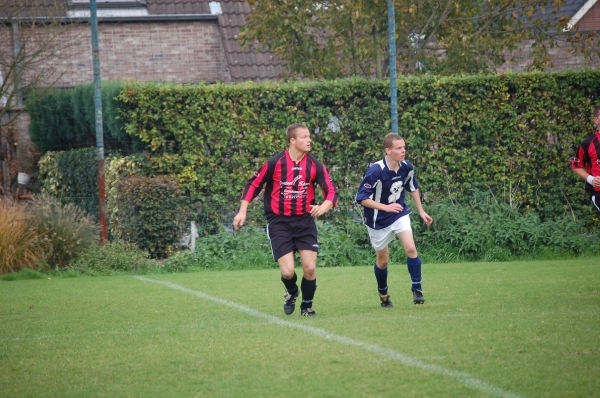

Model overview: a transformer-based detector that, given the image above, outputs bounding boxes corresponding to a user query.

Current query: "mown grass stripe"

[134,276,523,398]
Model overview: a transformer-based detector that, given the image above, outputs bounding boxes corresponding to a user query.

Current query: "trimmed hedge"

[36,70,600,238]
[28,82,144,153]
[117,70,600,227]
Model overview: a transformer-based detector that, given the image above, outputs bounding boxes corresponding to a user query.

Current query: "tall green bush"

[27,82,143,153]
[113,175,187,258]
[38,147,99,217]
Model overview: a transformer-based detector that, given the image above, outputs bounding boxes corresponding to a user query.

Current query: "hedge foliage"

[117,70,600,228]
[27,82,144,152]
[35,70,600,243]
[38,147,99,217]
[113,175,187,259]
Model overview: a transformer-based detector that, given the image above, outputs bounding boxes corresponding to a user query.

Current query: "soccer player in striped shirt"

[356,133,433,308]
[572,105,600,215]
[233,123,339,317]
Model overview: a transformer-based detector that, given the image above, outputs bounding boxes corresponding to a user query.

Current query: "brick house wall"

[0,18,231,194]
[42,20,231,86]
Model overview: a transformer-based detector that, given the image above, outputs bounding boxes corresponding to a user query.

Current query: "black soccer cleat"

[413,290,425,305]
[379,293,393,308]
[283,291,299,315]
[300,308,316,317]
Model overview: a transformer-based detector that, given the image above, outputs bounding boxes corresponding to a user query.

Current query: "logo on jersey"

[364,183,371,189]
[388,181,404,203]
[292,166,303,171]
[281,175,309,199]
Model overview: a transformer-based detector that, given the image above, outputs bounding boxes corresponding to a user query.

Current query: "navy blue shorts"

[266,216,319,261]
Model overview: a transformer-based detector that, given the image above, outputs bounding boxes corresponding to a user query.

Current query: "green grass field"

[1,258,599,397]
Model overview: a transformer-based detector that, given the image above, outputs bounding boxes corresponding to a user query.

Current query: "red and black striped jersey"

[572,131,600,193]
[241,150,338,219]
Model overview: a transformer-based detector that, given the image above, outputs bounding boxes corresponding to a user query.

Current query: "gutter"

[0,14,218,24]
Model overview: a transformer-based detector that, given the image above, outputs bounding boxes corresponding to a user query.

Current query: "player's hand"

[386,203,403,213]
[593,176,600,189]
[420,211,433,226]
[310,204,326,218]
[232,212,246,230]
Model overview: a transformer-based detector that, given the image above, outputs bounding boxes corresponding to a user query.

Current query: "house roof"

[0,0,284,83]
[145,1,284,82]
[530,0,593,31]
[563,0,598,30]
[0,0,68,18]
[146,0,210,15]
[217,1,284,82]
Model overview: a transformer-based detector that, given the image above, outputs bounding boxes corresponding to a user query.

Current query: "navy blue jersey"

[355,158,419,229]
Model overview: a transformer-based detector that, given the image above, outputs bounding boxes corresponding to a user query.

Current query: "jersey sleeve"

[316,164,339,207]
[240,162,269,202]
[355,166,379,204]
[571,144,587,170]
[404,161,419,192]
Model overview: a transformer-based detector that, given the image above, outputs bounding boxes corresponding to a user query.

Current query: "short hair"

[286,123,308,143]
[593,105,600,118]
[383,133,404,149]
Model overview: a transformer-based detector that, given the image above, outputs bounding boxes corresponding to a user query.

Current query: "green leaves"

[242,0,599,78]
[113,71,600,229]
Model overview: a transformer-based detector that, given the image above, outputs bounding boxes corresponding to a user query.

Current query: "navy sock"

[281,272,298,296]
[374,263,388,296]
[300,277,317,309]
[407,256,422,291]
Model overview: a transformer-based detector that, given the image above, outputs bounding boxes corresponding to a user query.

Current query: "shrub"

[0,199,45,274]
[68,241,156,275]
[114,175,187,259]
[28,194,100,268]
[163,226,275,272]
[413,194,600,261]
[38,148,99,218]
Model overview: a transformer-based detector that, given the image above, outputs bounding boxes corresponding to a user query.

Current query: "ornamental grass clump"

[28,194,100,268]
[0,199,45,274]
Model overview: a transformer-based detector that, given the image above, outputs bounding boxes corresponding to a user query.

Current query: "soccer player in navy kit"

[572,105,600,215]
[356,133,433,307]
[233,123,339,317]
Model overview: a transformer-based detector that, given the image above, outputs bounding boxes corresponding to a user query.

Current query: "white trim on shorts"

[367,214,412,251]
[592,193,600,214]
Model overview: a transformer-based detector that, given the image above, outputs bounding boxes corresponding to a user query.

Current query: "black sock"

[374,263,388,296]
[300,277,317,310]
[281,272,298,296]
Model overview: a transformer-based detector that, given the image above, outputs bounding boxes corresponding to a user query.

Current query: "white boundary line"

[135,276,523,398]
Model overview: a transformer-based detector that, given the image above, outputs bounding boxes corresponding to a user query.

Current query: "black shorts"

[592,192,600,215]
[266,216,319,261]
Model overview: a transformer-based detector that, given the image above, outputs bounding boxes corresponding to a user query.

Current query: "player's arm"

[409,190,433,226]
[311,164,338,217]
[233,200,250,230]
[233,162,270,230]
[571,145,600,187]
[359,198,403,213]
[573,167,600,187]
[356,169,403,213]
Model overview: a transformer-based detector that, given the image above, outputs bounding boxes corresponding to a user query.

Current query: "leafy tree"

[241,0,599,78]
